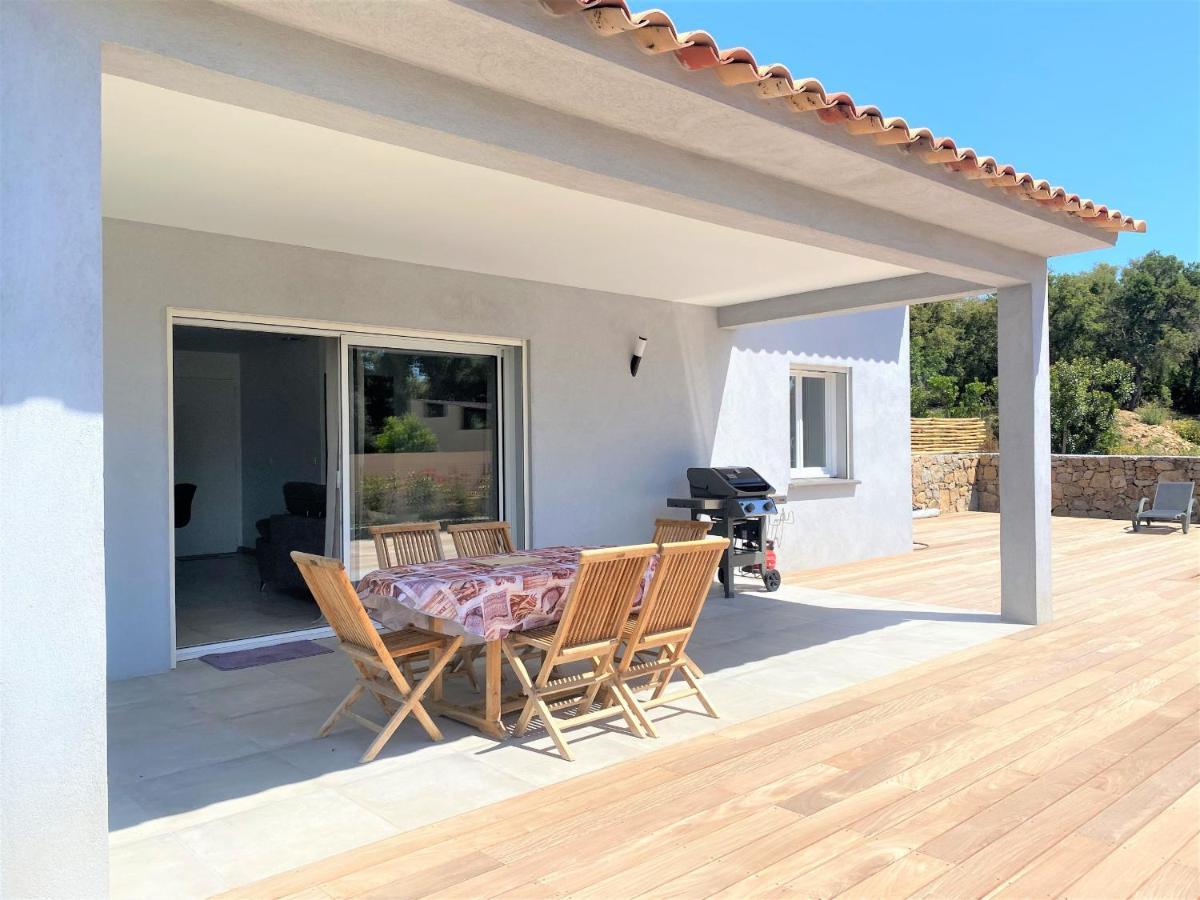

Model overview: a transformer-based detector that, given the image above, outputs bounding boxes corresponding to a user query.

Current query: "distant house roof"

[542,0,1146,235]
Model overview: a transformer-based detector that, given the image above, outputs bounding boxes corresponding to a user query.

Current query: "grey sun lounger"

[1133,481,1196,534]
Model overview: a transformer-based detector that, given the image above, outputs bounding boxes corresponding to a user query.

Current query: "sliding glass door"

[345,339,517,579]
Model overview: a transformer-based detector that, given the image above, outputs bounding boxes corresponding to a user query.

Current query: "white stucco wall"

[103,219,912,679]
[718,313,913,572]
[1,5,109,897]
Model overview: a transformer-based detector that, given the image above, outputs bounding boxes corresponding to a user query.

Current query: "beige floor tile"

[123,751,318,836]
[225,696,359,750]
[109,719,265,785]
[110,833,227,900]
[174,788,397,887]
[187,674,325,719]
[107,584,1019,894]
[337,753,539,829]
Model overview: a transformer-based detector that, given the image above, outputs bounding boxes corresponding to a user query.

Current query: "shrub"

[374,414,439,453]
[910,384,932,417]
[403,470,441,520]
[441,472,485,520]
[359,474,391,513]
[1172,418,1200,445]
[953,380,994,419]
[925,375,959,413]
[1137,403,1169,426]
[1050,358,1134,454]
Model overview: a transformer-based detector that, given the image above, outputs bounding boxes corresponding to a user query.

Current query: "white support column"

[1,5,107,897]
[997,277,1053,625]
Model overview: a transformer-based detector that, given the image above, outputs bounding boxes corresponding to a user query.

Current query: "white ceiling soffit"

[214,0,1113,258]
[102,76,914,306]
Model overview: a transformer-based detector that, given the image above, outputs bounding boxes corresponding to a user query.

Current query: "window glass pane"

[801,376,827,468]
[789,375,797,468]
[349,347,499,578]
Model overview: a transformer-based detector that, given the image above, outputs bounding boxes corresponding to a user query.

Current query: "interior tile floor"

[175,554,324,648]
[108,576,1025,898]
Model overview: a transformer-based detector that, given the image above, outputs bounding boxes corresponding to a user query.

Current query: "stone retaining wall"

[912,453,1200,519]
[912,453,998,514]
[1049,455,1200,518]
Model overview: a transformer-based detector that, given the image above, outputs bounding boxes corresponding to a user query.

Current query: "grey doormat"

[199,640,333,670]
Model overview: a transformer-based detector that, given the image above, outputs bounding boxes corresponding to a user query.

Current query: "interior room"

[172,324,334,649]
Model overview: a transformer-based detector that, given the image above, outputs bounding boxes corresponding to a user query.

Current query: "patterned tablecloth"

[357,546,654,642]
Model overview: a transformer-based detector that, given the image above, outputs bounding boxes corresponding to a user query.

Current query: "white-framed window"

[789,367,850,479]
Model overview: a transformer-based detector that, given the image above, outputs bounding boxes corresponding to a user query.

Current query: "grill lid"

[687,466,773,498]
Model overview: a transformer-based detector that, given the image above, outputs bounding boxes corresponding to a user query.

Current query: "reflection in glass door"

[347,344,501,579]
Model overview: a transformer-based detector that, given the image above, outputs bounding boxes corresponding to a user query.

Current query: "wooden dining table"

[357,546,654,738]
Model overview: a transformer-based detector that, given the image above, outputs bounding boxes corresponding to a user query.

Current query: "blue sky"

[651,1,1199,273]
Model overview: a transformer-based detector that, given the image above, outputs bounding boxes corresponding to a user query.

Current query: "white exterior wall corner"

[1,4,109,898]
[714,308,913,572]
[103,220,914,677]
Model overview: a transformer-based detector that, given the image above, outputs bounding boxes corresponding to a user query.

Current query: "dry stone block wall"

[912,453,1200,520]
[911,453,997,513]
[1050,455,1200,519]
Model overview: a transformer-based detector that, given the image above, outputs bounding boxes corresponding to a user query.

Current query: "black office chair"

[175,483,197,529]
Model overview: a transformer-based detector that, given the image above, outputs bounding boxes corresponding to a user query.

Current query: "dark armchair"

[255,482,328,591]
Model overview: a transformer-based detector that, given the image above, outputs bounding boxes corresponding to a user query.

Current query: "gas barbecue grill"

[667,466,782,597]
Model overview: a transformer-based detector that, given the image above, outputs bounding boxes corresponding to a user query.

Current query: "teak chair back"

[370,521,444,568]
[651,517,711,546]
[293,552,381,650]
[367,524,480,689]
[616,538,728,737]
[503,543,657,760]
[448,520,514,557]
[290,551,462,762]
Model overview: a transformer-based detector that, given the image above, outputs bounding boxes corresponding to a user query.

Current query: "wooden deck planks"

[224,513,1199,900]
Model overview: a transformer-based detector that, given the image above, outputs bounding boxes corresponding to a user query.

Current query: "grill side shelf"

[666,497,725,510]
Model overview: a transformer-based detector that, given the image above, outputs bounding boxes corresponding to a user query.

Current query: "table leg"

[426,616,445,702]
[421,635,512,740]
[484,639,503,735]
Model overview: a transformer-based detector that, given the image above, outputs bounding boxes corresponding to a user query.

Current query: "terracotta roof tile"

[542,0,1146,235]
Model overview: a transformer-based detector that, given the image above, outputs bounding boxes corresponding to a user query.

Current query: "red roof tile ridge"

[539,0,1145,234]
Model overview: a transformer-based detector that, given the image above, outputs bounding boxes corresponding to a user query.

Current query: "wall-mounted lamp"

[630,336,648,377]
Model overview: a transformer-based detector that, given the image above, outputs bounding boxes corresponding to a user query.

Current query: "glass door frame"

[168,312,345,662]
[167,308,528,662]
[338,332,526,575]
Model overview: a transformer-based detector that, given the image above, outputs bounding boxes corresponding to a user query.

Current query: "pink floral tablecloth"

[356,546,653,641]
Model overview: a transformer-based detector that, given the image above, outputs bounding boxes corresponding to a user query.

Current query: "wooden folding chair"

[369,521,482,690]
[651,517,711,545]
[447,521,514,557]
[614,538,728,738]
[502,544,656,761]
[290,551,463,763]
[369,521,444,567]
[367,521,479,690]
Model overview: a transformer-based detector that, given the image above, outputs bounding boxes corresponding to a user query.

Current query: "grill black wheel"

[762,569,781,592]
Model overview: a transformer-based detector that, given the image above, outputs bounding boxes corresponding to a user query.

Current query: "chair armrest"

[1188,498,1197,522]
[1135,497,1150,515]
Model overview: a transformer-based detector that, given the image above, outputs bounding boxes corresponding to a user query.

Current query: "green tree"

[1049,359,1134,454]
[924,375,959,412]
[374,414,439,453]
[954,297,998,386]
[1048,267,1112,362]
[909,302,961,386]
[909,296,997,416]
[1167,261,1200,413]
[953,380,994,419]
[1100,252,1200,408]
[909,252,1199,441]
